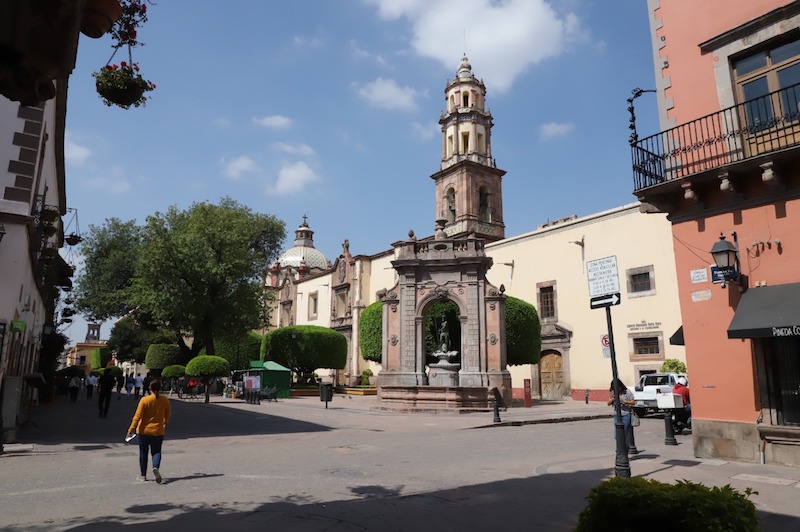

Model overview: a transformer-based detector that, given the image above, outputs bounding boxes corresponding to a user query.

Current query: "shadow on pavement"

[5,465,798,532]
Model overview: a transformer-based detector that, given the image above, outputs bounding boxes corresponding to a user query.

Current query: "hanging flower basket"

[94,62,154,108]
[81,0,123,39]
[65,233,83,246]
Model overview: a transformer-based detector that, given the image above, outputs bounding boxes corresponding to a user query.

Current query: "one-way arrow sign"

[590,292,621,309]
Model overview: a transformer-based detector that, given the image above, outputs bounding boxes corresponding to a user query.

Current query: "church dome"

[276,216,330,271]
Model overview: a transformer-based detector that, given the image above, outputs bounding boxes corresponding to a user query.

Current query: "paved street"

[2,392,800,531]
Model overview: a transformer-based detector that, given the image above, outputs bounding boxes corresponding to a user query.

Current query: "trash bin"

[320,383,333,408]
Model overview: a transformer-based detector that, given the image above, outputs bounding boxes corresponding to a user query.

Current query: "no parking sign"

[601,334,611,358]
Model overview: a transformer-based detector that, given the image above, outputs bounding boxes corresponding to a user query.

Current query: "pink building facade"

[635,0,800,465]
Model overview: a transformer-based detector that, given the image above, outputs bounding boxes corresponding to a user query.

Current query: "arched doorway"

[539,351,565,400]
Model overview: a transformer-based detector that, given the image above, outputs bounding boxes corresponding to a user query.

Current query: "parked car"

[632,372,688,416]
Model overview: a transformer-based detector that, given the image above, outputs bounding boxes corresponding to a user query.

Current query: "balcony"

[632,82,800,192]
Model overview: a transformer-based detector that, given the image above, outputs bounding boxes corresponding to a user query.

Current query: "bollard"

[664,410,678,445]
[491,387,504,423]
[585,389,590,404]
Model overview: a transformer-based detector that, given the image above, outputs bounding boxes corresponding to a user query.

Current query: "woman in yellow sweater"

[127,379,171,483]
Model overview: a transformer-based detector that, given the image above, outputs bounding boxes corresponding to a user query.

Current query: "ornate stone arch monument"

[377,221,512,410]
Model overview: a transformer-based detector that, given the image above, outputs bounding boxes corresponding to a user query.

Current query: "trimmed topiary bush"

[186,355,230,403]
[359,301,382,363]
[575,477,758,532]
[145,344,184,372]
[261,325,347,383]
[161,364,186,378]
[505,296,541,366]
[203,332,262,371]
[89,346,112,370]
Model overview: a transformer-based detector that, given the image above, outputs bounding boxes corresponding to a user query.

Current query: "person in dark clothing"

[116,374,125,399]
[98,372,116,418]
[142,373,153,396]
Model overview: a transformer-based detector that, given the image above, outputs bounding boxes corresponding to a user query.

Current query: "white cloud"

[253,115,292,129]
[272,142,315,156]
[83,174,131,194]
[293,35,322,47]
[357,78,420,111]
[223,155,260,180]
[270,161,320,195]
[64,131,91,166]
[212,117,231,127]
[539,122,575,140]
[351,40,387,65]
[364,0,582,92]
[411,121,438,140]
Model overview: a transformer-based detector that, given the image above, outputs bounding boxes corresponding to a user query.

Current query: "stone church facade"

[267,56,686,401]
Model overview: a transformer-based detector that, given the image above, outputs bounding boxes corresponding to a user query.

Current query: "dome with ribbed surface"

[276,216,330,271]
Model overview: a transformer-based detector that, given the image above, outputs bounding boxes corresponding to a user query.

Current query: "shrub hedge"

[161,364,186,378]
[145,344,184,371]
[359,301,382,363]
[261,325,347,380]
[203,332,262,371]
[575,477,758,532]
[185,355,230,378]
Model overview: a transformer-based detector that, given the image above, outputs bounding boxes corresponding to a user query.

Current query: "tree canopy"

[106,315,176,364]
[73,198,285,359]
[261,325,347,382]
[74,218,142,321]
[186,355,231,403]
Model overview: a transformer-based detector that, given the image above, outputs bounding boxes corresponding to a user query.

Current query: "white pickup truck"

[632,372,687,415]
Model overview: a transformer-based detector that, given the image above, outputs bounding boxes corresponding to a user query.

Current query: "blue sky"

[61,0,659,345]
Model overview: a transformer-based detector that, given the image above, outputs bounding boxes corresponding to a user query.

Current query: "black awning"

[54,253,74,288]
[728,282,800,339]
[669,326,684,346]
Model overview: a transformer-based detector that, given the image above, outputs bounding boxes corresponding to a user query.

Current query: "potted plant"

[65,233,83,246]
[93,61,155,108]
[92,1,156,109]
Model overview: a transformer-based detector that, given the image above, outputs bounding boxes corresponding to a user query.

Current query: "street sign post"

[586,256,630,478]
[590,292,620,309]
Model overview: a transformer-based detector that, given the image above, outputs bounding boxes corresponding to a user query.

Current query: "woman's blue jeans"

[138,434,163,475]
[613,413,633,452]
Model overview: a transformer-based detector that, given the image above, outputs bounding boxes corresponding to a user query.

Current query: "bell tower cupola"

[431,54,506,242]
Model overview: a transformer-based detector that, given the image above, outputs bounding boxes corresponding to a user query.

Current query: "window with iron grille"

[633,337,660,355]
[626,265,655,298]
[538,285,555,319]
[631,272,652,293]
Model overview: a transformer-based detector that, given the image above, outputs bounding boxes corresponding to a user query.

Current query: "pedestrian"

[142,373,152,396]
[116,374,125,399]
[126,380,171,483]
[85,373,97,399]
[607,378,635,453]
[134,373,144,399]
[68,375,81,402]
[98,371,115,418]
[125,373,134,399]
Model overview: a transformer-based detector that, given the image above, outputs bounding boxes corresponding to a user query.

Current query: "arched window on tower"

[462,92,469,107]
[479,187,491,222]
[449,94,456,112]
[445,188,456,222]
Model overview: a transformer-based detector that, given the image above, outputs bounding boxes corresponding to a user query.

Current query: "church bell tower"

[431,54,506,242]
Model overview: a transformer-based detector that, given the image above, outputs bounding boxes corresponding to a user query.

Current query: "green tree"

[505,296,541,366]
[186,355,230,403]
[89,346,112,370]
[359,301,382,363]
[133,198,285,357]
[106,316,178,364]
[73,218,142,321]
[660,358,687,374]
[261,325,347,383]
[209,332,263,371]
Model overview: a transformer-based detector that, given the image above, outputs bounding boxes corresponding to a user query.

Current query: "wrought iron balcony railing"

[632,82,800,191]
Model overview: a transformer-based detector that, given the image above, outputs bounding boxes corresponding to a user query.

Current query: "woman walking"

[126,380,171,483]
